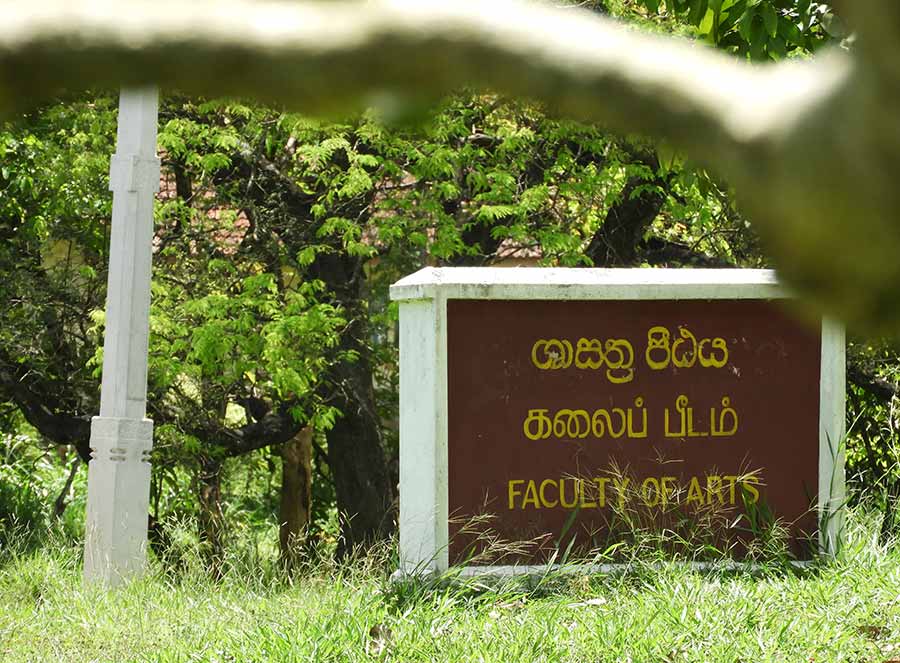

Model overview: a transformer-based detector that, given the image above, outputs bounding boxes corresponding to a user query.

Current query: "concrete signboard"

[391,268,845,574]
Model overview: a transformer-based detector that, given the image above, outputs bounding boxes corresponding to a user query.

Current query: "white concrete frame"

[84,87,160,585]
[390,267,846,575]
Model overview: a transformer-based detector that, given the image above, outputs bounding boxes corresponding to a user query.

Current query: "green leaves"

[634,0,837,60]
[148,228,347,449]
[0,95,118,427]
[761,3,779,36]
[688,0,709,26]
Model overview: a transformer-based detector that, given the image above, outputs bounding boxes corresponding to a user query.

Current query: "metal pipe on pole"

[83,87,160,586]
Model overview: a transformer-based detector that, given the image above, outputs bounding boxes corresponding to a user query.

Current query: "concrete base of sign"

[391,267,846,578]
[389,559,815,588]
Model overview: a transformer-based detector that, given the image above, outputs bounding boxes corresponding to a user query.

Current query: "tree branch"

[586,148,668,266]
[0,349,93,463]
[848,365,899,403]
[224,407,305,457]
[639,236,734,268]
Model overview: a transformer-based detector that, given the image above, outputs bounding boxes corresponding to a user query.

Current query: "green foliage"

[0,98,116,426]
[149,270,345,421]
[0,434,50,541]
[374,95,629,267]
[0,429,84,548]
[845,339,900,531]
[633,0,839,59]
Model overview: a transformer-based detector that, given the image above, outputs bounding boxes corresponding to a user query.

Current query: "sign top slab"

[389,267,786,302]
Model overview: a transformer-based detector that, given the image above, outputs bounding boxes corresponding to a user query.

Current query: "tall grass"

[0,507,898,662]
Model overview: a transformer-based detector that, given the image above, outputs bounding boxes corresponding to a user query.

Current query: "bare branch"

[5,1,900,330]
[0,1,846,170]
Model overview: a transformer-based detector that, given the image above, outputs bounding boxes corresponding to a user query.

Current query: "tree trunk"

[326,321,395,558]
[279,426,313,568]
[310,252,395,556]
[52,456,81,519]
[585,149,667,267]
[198,455,225,575]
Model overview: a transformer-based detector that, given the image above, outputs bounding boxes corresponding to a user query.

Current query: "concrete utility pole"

[84,87,160,585]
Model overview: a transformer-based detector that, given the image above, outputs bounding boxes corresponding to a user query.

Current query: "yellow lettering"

[594,477,610,507]
[524,403,649,440]
[645,326,671,370]
[591,407,627,439]
[574,338,604,370]
[706,475,725,504]
[698,337,729,368]
[553,409,591,439]
[641,477,661,507]
[644,326,729,371]
[742,476,760,504]
[531,340,553,370]
[723,475,739,504]
[712,396,739,437]
[534,337,636,384]
[687,476,705,506]
[660,476,677,506]
[508,480,524,510]
[686,401,709,437]
[560,478,578,509]
[671,326,698,368]
[523,409,552,440]
[604,339,635,384]
[627,397,648,438]
[531,339,574,370]
[579,479,597,508]
[612,477,631,508]
[665,394,689,437]
[522,480,541,509]
[539,479,558,508]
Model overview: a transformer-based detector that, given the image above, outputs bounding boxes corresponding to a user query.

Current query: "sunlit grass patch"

[0,508,897,662]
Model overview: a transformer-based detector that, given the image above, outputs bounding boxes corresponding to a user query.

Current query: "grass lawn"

[1,511,899,662]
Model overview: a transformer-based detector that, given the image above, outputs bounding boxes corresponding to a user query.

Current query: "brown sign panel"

[446,299,822,564]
